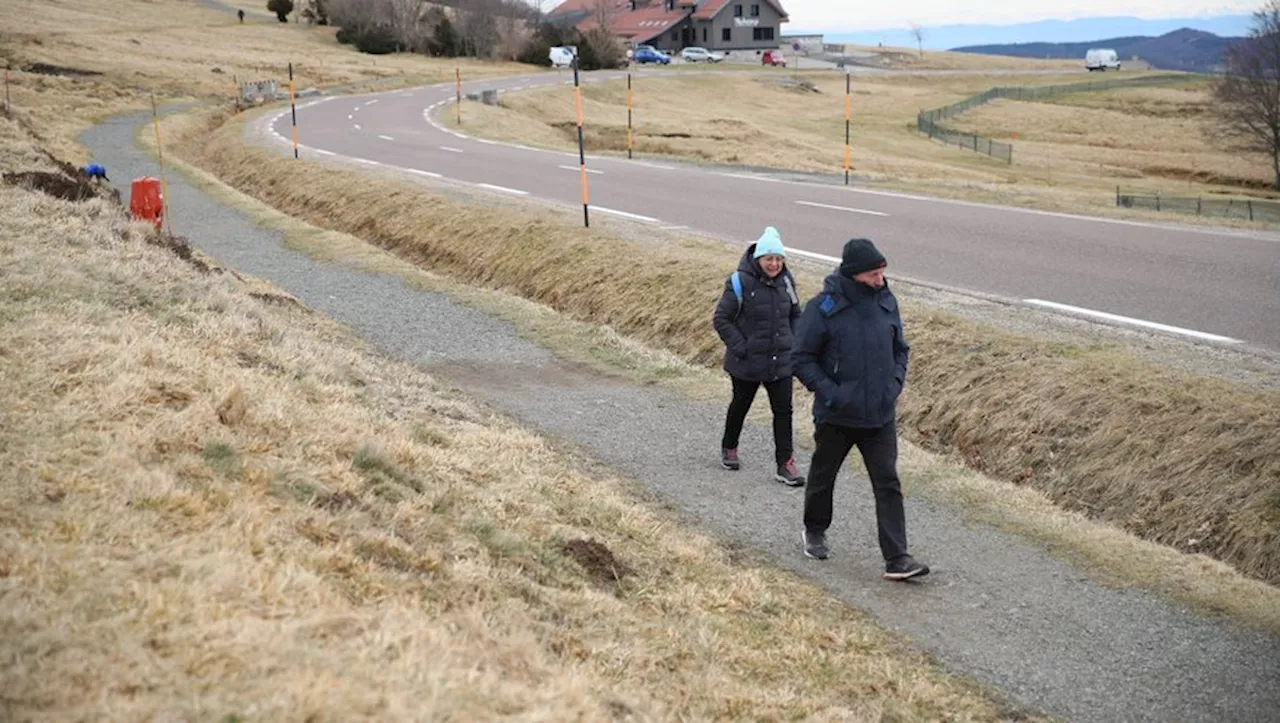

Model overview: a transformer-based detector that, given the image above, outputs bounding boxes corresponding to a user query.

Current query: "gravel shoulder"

[83,111,1280,723]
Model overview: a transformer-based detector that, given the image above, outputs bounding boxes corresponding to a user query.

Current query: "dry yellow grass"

[152,110,1280,635]
[168,105,1280,595]
[0,115,1021,720]
[835,44,1083,71]
[0,0,532,162]
[452,71,1273,222]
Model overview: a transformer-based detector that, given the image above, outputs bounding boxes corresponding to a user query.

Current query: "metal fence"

[1116,188,1280,222]
[916,74,1194,164]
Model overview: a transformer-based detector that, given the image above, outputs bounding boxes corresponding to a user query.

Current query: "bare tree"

[592,0,618,33]
[908,23,924,59]
[389,0,427,51]
[456,0,503,57]
[1216,1,1280,188]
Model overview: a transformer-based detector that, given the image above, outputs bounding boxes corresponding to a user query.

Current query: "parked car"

[762,50,787,67]
[549,46,577,68]
[634,47,671,65]
[1085,48,1121,71]
[680,47,724,63]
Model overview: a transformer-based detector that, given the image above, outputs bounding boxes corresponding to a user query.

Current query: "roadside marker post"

[456,68,462,125]
[149,93,173,235]
[844,71,852,185]
[288,62,299,159]
[627,72,634,160]
[3,64,11,117]
[572,55,590,228]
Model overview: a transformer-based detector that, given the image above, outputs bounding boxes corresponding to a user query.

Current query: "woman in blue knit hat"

[712,226,805,486]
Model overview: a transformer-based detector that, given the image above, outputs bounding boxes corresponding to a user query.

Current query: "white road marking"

[1023,300,1241,344]
[348,114,354,120]
[718,172,784,184]
[795,200,889,217]
[313,149,336,156]
[559,164,602,175]
[786,248,841,265]
[594,207,659,223]
[440,146,465,153]
[477,183,529,196]
[476,139,497,145]
[378,134,395,141]
[365,99,379,105]
[630,161,676,171]
[661,225,688,231]
[407,169,443,178]
[353,158,379,165]
[353,124,362,130]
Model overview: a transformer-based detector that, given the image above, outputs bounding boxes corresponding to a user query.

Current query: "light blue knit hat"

[753,226,786,258]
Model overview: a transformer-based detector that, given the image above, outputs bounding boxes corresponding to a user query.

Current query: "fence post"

[1156,195,1160,212]
[1197,197,1202,215]
[1249,200,1254,221]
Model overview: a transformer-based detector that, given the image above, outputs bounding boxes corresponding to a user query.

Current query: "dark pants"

[721,376,794,465]
[803,421,908,561]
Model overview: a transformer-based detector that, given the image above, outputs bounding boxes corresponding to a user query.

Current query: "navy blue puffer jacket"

[792,272,910,429]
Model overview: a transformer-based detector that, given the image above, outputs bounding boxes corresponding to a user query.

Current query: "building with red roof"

[549,0,788,53]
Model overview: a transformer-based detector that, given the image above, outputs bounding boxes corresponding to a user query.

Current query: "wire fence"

[1116,188,1280,222]
[916,74,1195,164]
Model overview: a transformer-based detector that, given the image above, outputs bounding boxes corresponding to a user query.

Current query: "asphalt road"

[269,71,1280,351]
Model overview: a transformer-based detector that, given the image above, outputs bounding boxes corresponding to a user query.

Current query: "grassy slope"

[170,103,1280,595]
[0,108,1021,720]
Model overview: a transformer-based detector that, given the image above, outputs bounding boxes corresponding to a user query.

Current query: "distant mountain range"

[953,28,1241,73]
[810,14,1252,53]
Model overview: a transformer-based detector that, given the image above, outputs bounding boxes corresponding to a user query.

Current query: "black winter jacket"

[712,244,801,383]
[791,272,910,429]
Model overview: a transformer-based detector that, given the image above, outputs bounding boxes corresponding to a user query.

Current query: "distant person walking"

[791,238,929,580]
[713,226,805,486]
[237,8,245,23]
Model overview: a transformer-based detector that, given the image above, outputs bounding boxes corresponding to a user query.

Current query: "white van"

[1086,48,1121,71]
[549,46,577,68]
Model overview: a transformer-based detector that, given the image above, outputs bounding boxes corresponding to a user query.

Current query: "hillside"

[954,28,1241,72]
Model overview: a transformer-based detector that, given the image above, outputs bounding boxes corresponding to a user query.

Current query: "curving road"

[268,71,1280,351]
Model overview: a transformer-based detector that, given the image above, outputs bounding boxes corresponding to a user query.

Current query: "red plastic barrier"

[129,177,164,230]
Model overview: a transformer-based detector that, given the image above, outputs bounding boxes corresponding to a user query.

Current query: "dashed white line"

[313,149,336,156]
[365,99,379,105]
[348,114,354,120]
[719,172,784,184]
[353,158,380,166]
[353,124,362,130]
[660,225,688,231]
[477,183,529,196]
[594,207,659,223]
[795,200,889,217]
[785,248,841,265]
[378,134,395,141]
[440,146,465,153]
[559,164,602,175]
[1023,300,1241,344]
[476,139,497,145]
[407,169,443,178]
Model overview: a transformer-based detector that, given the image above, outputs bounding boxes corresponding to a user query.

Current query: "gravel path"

[82,112,1280,723]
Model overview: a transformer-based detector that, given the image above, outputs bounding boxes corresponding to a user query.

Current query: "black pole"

[627,73,633,160]
[288,62,299,159]
[573,57,590,228]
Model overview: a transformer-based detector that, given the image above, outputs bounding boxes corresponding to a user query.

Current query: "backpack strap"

[730,271,744,319]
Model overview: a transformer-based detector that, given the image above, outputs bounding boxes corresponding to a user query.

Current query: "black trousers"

[803,421,908,561]
[721,376,794,465]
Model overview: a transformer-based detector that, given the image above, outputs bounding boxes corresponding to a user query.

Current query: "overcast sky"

[783,1,1259,31]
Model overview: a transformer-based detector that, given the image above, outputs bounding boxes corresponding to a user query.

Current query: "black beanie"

[839,238,886,277]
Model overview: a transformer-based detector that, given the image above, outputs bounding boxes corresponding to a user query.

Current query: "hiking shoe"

[774,458,805,487]
[721,448,740,471]
[802,530,828,560]
[884,555,930,581]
